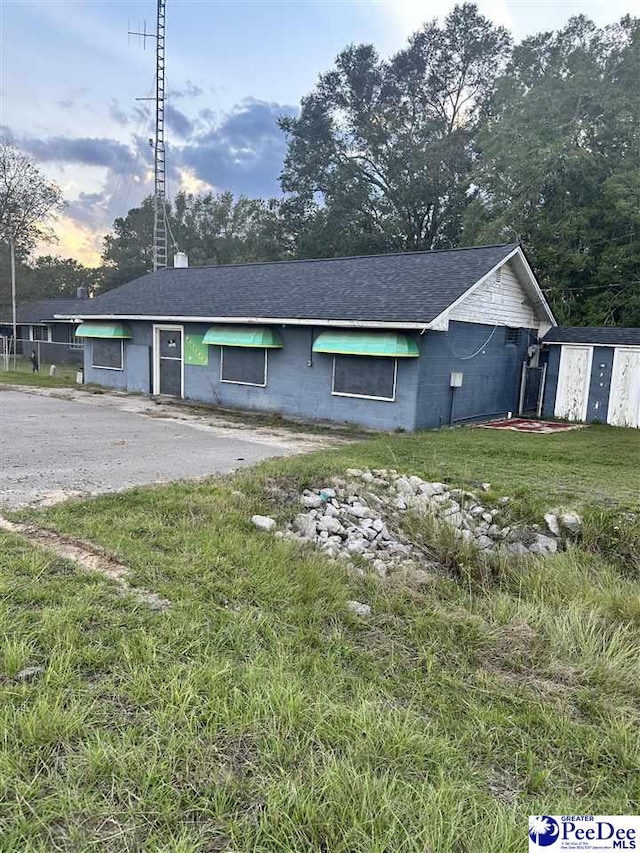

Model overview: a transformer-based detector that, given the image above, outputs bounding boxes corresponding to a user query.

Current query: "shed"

[542,327,640,428]
[57,243,556,431]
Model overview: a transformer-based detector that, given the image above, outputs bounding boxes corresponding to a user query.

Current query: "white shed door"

[554,346,592,422]
[607,348,640,428]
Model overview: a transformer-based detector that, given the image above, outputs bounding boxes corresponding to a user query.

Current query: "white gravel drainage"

[251,469,582,584]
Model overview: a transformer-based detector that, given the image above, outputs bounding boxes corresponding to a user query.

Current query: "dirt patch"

[18,385,353,453]
[0,516,170,611]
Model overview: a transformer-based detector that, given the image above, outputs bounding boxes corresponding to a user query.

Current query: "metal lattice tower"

[153,0,167,271]
[130,0,167,271]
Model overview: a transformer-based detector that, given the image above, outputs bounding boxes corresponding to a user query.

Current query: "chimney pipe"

[173,252,188,268]
[77,286,88,299]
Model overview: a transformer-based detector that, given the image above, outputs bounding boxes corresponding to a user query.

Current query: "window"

[220,346,267,386]
[332,355,397,401]
[30,325,51,342]
[505,327,521,346]
[68,326,84,350]
[92,339,123,370]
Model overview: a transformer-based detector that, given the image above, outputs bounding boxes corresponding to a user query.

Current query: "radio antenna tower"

[130,0,167,272]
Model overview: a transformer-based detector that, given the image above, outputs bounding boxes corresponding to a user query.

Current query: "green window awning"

[312,331,419,358]
[202,325,283,348]
[75,322,132,339]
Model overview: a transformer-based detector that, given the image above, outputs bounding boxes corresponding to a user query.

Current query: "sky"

[0,0,635,266]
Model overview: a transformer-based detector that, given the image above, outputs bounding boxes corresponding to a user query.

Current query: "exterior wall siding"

[83,322,152,391]
[183,324,421,431]
[448,260,539,330]
[415,321,534,429]
[84,319,534,432]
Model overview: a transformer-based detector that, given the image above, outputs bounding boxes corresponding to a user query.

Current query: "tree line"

[2,4,639,326]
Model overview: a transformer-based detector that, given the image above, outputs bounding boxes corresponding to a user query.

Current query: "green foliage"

[463,14,640,325]
[280,4,511,256]
[100,191,291,293]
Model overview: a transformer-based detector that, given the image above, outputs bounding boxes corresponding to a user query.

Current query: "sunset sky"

[0,0,634,267]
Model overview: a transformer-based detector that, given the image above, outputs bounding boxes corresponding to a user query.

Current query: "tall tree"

[20,256,98,302]
[463,14,640,325]
[101,196,156,292]
[0,141,64,346]
[280,4,511,256]
[100,191,289,292]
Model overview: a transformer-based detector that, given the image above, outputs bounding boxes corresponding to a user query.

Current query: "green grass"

[2,425,640,851]
[0,358,79,388]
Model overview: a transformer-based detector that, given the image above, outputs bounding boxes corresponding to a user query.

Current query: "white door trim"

[153,324,184,397]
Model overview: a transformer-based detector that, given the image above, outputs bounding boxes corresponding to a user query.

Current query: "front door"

[154,326,183,397]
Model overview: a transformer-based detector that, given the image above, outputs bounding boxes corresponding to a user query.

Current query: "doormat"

[478,418,586,434]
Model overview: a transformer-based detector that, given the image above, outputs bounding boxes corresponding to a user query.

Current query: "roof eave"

[57,314,443,330]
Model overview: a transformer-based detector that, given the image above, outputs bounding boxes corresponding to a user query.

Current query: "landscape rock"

[251,515,277,531]
[544,513,561,536]
[560,512,582,535]
[528,533,558,555]
[15,666,45,682]
[347,600,371,617]
[270,469,579,584]
[301,493,323,509]
[317,516,343,536]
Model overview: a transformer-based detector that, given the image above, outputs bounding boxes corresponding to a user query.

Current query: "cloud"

[47,214,103,267]
[168,80,203,100]
[108,99,130,128]
[15,133,135,176]
[180,98,297,197]
[165,104,193,139]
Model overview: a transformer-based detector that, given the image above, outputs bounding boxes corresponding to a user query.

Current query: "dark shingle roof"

[544,327,640,346]
[4,298,92,325]
[63,244,520,325]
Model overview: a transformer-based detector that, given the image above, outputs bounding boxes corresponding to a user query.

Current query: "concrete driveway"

[0,387,334,509]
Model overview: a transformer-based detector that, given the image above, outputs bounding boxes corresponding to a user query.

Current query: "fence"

[1,336,84,372]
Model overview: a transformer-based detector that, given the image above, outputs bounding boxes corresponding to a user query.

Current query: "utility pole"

[130,0,167,272]
[10,237,16,370]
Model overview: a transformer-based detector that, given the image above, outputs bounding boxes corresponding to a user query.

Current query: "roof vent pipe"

[173,252,188,268]
[77,286,88,300]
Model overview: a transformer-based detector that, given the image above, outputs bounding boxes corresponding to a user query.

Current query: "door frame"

[554,344,593,422]
[153,323,185,398]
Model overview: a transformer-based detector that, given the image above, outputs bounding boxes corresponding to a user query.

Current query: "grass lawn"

[1,425,639,851]
[0,358,79,389]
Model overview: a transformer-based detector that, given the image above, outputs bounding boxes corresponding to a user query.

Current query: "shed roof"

[56,243,545,328]
[543,327,640,346]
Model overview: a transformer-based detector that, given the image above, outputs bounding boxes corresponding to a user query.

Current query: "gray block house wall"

[84,321,152,393]
[85,320,533,431]
[416,321,535,429]
[186,325,421,431]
